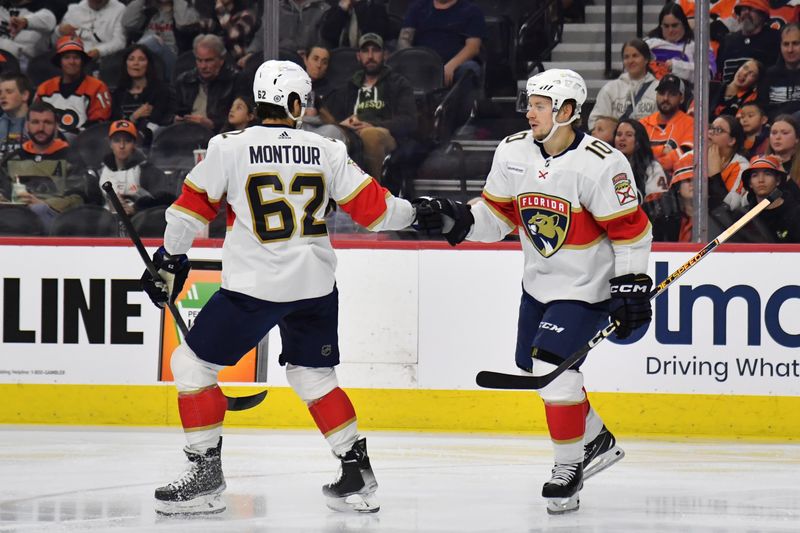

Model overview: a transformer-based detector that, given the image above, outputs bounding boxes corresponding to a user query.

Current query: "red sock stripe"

[308,387,357,437]
[178,385,227,431]
[544,400,589,443]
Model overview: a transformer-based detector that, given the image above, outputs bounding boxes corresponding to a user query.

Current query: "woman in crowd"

[613,118,668,204]
[710,59,764,119]
[738,102,770,159]
[645,2,715,83]
[706,114,749,210]
[111,44,175,146]
[767,114,799,172]
[588,39,658,130]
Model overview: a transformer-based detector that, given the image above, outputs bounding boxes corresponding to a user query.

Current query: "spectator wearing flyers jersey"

[35,35,112,136]
[706,114,750,210]
[639,74,694,174]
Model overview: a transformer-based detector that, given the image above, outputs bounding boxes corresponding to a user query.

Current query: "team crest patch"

[613,173,637,205]
[518,193,571,258]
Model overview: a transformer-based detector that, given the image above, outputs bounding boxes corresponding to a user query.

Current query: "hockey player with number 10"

[414,69,654,514]
[140,60,418,516]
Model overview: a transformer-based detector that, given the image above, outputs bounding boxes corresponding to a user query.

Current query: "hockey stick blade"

[101,181,269,411]
[476,194,777,390]
[226,389,269,411]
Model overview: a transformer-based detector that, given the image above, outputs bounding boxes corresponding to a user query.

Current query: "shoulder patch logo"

[612,173,637,205]
[517,193,571,258]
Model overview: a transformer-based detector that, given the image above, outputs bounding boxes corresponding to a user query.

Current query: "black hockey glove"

[141,246,190,308]
[411,197,474,246]
[608,273,653,339]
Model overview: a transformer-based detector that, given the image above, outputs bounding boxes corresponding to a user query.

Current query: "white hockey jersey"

[164,124,415,302]
[469,130,653,304]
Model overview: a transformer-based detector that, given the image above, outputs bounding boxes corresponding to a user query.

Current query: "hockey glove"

[141,246,190,308]
[608,273,653,339]
[411,197,474,246]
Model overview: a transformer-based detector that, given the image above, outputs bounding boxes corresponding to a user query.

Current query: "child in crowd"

[223,95,257,132]
[590,115,618,145]
[738,102,770,159]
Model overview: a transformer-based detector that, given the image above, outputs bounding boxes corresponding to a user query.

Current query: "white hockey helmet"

[525,69,587,142]
[253,60,312,123]
[526,68,587,117]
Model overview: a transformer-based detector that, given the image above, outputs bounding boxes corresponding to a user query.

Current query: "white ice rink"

[1,427,799,532]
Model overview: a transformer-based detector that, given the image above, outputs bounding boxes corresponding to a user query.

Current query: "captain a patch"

[517,193,571,258]
[612,173,636,205]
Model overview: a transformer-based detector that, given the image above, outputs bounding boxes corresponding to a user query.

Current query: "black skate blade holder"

[101,181,268,411]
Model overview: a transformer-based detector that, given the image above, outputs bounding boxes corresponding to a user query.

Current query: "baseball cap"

[52,35,89,66]
[109,120,137,139]
[358,33,384,50]
[670,152,694,187]
[742,154,787,190]
[656,74,685,95]
[734,0,770,15]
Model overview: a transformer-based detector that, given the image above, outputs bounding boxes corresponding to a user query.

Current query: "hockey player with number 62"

[414,69,654,514]
[140,60,419,516]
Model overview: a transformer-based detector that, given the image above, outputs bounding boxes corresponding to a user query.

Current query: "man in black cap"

[321,32,416,179]
[639,74,695,176]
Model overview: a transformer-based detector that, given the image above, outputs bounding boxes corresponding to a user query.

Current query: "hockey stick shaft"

[101,181,188,337]
[101,181,268,411]
[476,193,777,390]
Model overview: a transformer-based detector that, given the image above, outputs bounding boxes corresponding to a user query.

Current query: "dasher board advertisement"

[158,260,258,383]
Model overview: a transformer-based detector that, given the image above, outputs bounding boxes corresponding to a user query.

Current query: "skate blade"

[546,494,580,515]
[584,445,625,481]
[155,493,226,516]
[326,492,380,513]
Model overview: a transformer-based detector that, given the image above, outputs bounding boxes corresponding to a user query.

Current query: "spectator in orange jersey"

[35,35,112,137]
[639,74,694,174]
[707,114,750,210]
[0,101,87,228]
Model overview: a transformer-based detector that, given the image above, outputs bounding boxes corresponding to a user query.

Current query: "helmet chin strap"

[287,106,307,129]
[539,106,580,144]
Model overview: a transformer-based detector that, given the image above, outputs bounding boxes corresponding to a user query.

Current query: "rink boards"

[1,238,799,439]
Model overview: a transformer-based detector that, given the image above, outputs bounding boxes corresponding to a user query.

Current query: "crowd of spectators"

[0,0,797,244]
[593,0,800,243]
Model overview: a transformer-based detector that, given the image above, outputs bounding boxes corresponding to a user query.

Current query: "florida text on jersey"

[164,125,414,302]
[468,130,653,304]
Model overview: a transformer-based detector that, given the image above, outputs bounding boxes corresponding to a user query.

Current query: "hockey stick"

[476,190,781,390]
[101,181,268,411]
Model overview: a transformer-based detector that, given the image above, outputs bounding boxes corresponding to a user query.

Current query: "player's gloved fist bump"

[411,196,442,234]
[141,246,190,308]
[608,273,653,339]
[411,196,474,246]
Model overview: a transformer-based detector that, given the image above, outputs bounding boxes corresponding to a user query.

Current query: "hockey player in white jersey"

[414,69,654,514]
[140,60,418,516]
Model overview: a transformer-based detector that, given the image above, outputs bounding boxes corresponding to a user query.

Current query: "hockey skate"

[542,462,583,515]
[154,437,226,516]
[323,437,380,513]
[583,425,625,481]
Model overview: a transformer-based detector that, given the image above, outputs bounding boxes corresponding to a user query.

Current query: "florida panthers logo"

[518,193,571,257]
